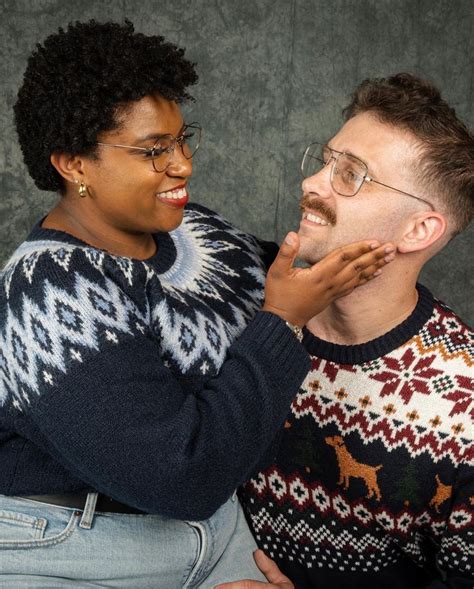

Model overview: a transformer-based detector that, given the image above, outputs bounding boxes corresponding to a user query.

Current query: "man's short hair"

[343,73,473,234]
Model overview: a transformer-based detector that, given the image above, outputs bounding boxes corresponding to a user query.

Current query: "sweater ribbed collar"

[302,283,435,364]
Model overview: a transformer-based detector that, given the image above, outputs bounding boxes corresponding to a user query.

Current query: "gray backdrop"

[1,0,473,324]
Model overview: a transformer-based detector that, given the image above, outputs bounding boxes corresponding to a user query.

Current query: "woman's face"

[80,94,193,236]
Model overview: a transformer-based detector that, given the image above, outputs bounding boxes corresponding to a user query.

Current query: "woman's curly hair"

[14,20,198,192]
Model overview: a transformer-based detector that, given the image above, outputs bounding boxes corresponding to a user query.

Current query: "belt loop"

[79,492,98,529]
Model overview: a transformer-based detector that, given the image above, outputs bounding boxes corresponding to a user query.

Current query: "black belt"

[21,492,145,514]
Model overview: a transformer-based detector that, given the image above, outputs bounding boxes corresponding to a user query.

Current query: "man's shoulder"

[431,295,472,333]
[420,295,473,360]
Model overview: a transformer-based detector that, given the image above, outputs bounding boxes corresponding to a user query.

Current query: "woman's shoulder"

[1,224,147,304]
[1,228,150,368]
[183,202,251,236]
[181,202,278,269]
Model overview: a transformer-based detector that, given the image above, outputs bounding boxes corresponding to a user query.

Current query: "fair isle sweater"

[0,203,310,521]
[240,286,473,589]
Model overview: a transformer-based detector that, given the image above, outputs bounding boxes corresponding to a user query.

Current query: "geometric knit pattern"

[240,289,474,587]
[0,202,315,521]
[0,204,266,411]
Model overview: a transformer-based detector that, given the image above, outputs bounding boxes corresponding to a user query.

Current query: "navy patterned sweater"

[0,203,310,521]
[240,286,473,588]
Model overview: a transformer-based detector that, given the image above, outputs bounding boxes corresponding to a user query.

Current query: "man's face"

[297,112,424,264]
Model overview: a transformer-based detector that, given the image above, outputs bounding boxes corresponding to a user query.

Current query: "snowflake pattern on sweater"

[240,287,473,587]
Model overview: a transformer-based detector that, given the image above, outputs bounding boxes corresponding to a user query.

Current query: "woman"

[0,21,393,587]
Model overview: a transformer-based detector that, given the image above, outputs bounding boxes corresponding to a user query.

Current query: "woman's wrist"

[284,321,304,342]
[261,304,305,329]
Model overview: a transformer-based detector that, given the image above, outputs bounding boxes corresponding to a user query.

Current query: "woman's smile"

[156,183,189,207]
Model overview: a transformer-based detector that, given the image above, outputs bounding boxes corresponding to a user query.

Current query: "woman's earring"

[78,182,88,198]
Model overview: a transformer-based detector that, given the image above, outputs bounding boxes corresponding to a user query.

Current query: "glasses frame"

[301,142,434,210]
[97,122,201,173]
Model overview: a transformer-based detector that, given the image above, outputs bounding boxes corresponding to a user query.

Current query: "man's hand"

[214,550,294,589]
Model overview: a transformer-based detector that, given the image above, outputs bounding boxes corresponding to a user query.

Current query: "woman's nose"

[166,146,193,178]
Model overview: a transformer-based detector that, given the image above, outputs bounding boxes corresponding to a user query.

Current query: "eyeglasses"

[97,123,201,173]
[301,142,434,210]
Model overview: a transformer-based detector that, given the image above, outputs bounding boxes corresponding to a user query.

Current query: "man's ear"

[397,212,447,253]
[50,152,86,185]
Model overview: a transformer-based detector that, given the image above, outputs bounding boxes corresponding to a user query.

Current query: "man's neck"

[306,275,419,345]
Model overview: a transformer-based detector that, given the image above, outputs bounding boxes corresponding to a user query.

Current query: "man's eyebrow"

[327,143,360,160]
[327,142,378,172]
[343,148,360,159]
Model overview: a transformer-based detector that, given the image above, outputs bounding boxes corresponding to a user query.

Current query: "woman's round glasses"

[97,123,201,173]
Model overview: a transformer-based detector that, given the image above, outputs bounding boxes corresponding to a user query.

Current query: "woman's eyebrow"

[135,123,186,144]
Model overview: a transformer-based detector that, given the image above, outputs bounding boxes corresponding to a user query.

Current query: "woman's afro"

[14,20,198,192]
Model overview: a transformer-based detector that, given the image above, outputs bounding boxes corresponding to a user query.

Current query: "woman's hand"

[263,232,395,327]
[214,550,294,589]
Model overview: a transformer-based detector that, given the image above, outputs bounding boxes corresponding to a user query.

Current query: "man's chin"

[296,240,328,265]
[296,251,326,266]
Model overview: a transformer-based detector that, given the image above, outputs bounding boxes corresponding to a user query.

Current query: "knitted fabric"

[0,203,310,521]
[240,285,473,589]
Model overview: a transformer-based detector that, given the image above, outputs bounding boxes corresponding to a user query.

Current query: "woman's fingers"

[266,233,300,278]
[263,237,396,327]
[308,240,395,280]
[332,243,396,285]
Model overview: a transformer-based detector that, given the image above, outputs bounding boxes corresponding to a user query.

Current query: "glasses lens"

[180,124,201,159]
[151,124,202,172]
[151,135,174,172]
[301,143,327,178]
[332,153,366,196]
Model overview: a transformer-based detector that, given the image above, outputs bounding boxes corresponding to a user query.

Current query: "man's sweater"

[0,203,309,521]
[240,285,473,588]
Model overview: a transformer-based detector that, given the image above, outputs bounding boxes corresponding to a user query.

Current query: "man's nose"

[302,162,333,198]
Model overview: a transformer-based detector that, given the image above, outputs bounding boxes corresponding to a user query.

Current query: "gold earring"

[78,182,88,198]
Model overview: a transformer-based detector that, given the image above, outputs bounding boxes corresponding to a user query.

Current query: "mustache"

[299,194,337,226]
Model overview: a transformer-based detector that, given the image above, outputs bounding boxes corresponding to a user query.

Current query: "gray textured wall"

[1,0,473,324]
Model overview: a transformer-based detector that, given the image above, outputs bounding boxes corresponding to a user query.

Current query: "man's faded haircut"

[344,73,473,234]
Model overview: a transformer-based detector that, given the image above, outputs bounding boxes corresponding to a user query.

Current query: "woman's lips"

[156,186,188,207]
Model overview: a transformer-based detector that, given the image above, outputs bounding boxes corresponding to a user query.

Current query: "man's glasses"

[97,123,201,173]
[301,142,434,210]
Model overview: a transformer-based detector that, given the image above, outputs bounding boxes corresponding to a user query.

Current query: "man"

[218,73,473,588]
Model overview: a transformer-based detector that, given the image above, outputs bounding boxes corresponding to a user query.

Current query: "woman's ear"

[397,212,447,254]
[50,152,85,185]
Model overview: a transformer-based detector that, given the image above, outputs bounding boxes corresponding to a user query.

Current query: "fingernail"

[285,234,295,245]
[373,269,382,276]
[370,242,380,250]
[384,254,395,262]
[384,246,395,253]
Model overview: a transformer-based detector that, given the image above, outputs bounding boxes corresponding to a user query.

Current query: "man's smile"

[301,210,331,226]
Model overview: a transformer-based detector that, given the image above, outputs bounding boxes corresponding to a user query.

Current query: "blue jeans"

[0,493,266,587]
